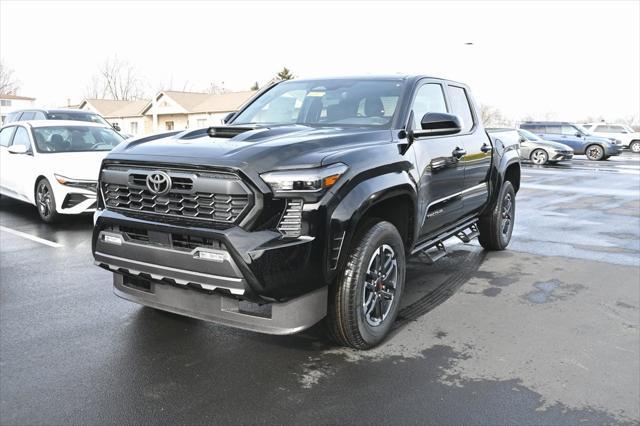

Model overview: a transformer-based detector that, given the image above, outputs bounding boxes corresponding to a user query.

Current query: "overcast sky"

[1,0,639,122]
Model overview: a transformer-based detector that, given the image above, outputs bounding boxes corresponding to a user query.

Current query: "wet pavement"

[1,152,639,425]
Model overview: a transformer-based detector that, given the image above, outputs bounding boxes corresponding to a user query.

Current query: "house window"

[165,121,174,130]
[0,100,12,106]
[130,122,138,134]
[197,119,207,127]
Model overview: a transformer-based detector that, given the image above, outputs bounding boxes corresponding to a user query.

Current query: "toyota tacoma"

[92,75,521,349]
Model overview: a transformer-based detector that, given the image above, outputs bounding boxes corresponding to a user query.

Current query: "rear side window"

[594,125,609,132]
[546,125,562,134]
[0,126,16,147]
[4,112,20,123]
[521,124,543,133]
[447,86,474,132]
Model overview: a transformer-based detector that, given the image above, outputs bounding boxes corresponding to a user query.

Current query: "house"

[0,93,36,124]
[78,99,150,136]
[141,90,256,132]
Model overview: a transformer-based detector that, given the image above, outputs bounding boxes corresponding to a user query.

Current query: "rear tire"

[478,181,515,251]
[585,144,605,161]
[630,140,640,153]
[327,220,405,349]
[35,178,59,223]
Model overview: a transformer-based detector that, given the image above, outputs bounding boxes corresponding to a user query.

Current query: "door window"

[11,127,32,151]
[447,86,474,132]
[561,125,579,136]
[545,125,562,134]
[0,126,16,147]
[33,111,46,120]
[410,83,448,130]
[19,111,35,121]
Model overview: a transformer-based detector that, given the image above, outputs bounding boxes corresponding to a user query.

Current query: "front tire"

[585,144,605,161]
[478,180,515,251]
[630,140,640,153]
[35,178,59,223]
[327,220,405,349]
[530,149,549,165]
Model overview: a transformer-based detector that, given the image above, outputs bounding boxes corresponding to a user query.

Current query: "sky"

[1,0,639,123]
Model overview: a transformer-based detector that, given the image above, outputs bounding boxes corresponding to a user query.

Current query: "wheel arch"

[327,171,417,280]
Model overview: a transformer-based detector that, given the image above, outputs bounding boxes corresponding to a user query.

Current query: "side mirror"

[519,137,527,143]
[223,112,236,124]
[8,145,28,155]
[575,132,582,137]
[414,112,462,137]
[112,123,121,132]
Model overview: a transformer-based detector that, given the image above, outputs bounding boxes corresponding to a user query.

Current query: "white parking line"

[521,183,639,197]
[0,226,63,248]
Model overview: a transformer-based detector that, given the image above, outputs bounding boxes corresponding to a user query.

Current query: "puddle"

[524,280,561,304]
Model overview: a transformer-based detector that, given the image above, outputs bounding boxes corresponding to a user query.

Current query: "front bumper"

[551,152,573,161]
[605,144,622,156]
[113,273,327,335]
[92,209,330,332]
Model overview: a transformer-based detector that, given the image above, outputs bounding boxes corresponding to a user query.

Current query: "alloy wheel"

[630,141,640,153]
[37,182,53,218]
[586,145,604,161]
[531,149,548,165]
[362,244,397,327]
[501,193,514,236]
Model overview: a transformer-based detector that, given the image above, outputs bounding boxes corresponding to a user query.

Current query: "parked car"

[515,128,574,165]
[3,108,121,132]
[92,75,521,349]
[519,121,622,161]
[585,122,640,153]
[0,120,124,222]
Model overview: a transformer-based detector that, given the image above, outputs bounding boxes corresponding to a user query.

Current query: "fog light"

[103,234,122,245]
[196,250,227,263]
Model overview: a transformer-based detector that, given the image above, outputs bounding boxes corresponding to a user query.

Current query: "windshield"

[518,129,541,141]
[46,111,111,126]
[32,125,124,153]
[232,79,404,128]
[575,124,592,135]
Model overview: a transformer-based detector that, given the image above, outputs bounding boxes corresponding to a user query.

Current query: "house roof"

[0,93,36,101]
[80,99,149,118]
[142,90,257,115]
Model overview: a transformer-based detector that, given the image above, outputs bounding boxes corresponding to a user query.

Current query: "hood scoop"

[206,126,265,139]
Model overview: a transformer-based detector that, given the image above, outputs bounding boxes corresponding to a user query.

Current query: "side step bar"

[412,217,480,263]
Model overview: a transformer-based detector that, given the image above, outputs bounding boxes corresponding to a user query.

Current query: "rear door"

[445,83,491,215]
[409,80,467,238]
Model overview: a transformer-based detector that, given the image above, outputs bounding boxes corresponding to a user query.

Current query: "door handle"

[481,143,492,153]
[452,147,467,158]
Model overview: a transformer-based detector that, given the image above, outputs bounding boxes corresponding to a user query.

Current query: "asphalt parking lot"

[1,152,639,425]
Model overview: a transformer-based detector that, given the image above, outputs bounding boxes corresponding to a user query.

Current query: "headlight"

[260,163,348,195]
[54,174,98,192]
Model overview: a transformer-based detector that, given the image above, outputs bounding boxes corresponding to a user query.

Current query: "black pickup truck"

[92,76,521,349]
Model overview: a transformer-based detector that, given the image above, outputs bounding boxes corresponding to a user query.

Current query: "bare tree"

[204,81,229,94]
[85,56,145,100]
[0,60,21,94]
[250,81,259,91]
[479,104,505,127]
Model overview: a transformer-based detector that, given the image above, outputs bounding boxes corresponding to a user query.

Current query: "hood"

[107,125,393,173]
[44,151,110,180]
[585,134,614,144]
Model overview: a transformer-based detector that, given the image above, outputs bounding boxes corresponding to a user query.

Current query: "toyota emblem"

[146,171,172,195]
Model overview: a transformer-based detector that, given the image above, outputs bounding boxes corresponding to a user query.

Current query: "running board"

[412,217,479,261]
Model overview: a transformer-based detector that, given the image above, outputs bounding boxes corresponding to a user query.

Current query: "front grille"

[100,165,253,225]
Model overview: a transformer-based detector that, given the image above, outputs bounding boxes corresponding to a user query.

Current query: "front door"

[409,81,467,239]
[5,125,36,201]
[0,126,17,195]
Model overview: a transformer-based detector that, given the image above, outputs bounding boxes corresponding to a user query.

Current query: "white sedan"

[0,120,124,222]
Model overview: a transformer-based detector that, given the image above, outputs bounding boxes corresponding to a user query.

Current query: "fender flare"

[325,171,417,280]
